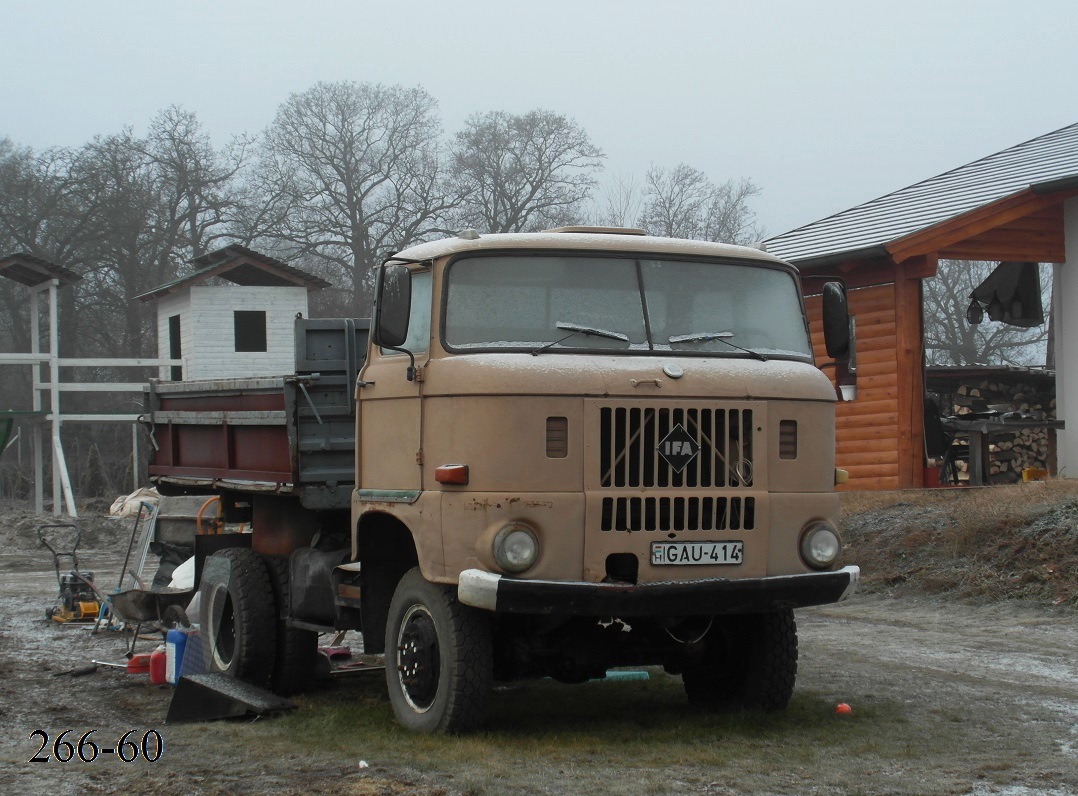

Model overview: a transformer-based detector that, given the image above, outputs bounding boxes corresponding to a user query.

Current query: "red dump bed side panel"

[147,378,295,489]
[157,392,284,412]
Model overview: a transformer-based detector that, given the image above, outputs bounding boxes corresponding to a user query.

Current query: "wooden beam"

[936,204,1067,262]
[801,256,897,292]
[803,253,936,295]
[940,243,1066,262]
[887,188,1077,264]
[893,257,930,488]
[900,256,939,280]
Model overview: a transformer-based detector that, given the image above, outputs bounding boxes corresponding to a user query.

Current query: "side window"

[168,314,183,380]
[381,270,432,355]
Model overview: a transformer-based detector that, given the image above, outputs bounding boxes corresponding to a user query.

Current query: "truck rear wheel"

[682,609,798,711]
[201,547,276,686]
[384,567,493,733]
[265,556,318,696]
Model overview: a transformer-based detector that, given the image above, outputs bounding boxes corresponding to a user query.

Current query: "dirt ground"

[0,501,1076,795]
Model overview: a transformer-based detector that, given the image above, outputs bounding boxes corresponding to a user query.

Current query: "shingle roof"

[136,245,332,301]
[765,122,1078,266]
[0,252,81,287]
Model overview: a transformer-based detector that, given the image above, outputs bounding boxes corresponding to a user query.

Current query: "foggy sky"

[3,0,1076,237]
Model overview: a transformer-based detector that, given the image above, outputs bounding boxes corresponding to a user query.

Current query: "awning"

[966,261,1044,328]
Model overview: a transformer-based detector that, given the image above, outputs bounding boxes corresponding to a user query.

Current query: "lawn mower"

[39,523,101,623]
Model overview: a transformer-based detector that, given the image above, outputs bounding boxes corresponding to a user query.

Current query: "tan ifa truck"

[149,227,859,734]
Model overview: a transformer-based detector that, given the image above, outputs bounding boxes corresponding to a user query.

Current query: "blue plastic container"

[165,628,190,686]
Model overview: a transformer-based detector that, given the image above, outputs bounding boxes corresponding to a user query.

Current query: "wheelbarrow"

[93,502,194,654]
[106,586,194,625]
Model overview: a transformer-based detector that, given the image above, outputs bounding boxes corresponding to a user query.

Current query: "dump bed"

[145,319,367,511]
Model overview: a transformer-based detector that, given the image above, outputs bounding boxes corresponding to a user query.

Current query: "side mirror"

[835,323,858,402]
[373,264,412,349]
[822,282,850,359]
[819,281,857,402]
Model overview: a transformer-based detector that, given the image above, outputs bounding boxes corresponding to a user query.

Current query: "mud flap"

[166,673,295,723]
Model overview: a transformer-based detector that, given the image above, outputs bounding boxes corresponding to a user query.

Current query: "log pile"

[930,376,1056,485]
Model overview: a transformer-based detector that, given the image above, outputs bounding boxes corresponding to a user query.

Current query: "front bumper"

[457,565,859,616]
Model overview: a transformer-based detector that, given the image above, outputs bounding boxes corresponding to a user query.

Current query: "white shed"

[138,245,331,381]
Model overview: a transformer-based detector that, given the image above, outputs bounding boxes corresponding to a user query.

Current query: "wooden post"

[131,422,140,491]
[49,280,62,514]
[894,256,933,488]
[30,286,43,515]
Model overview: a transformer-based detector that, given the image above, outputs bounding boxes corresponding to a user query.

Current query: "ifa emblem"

[656,423,700,472]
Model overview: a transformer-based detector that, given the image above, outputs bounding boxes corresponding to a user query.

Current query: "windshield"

[443,254,813,359]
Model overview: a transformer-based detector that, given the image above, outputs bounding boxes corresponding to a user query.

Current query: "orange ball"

[834,702,852,715]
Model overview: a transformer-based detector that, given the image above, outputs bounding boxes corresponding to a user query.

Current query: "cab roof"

[391,228,789,267]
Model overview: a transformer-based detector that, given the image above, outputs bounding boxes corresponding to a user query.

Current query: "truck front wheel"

[201,548,277,686]
[384,567,493,733]
[682,609,798,711]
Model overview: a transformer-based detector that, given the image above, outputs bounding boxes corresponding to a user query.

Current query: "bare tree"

[140,106,250,259]
[594,172,645,229]
[923,259,1050,366]
[0,141,110,362]
[0,142,103,270]
[0,140,64,410]
[639,164,762,244]
[449,109,605,233]
[71,130,184,357]
[246,81,453,317]
[67,110,243,358]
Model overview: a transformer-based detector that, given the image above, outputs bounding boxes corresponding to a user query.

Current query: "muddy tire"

[264,555,318,696]
[201,547,276,686]
[384,567,493,733]
[683,609,798,711]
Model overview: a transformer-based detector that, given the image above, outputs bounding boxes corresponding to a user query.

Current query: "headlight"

[492,524,539,574]
[800,522,841,569]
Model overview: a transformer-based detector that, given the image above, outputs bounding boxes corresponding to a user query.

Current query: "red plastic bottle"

[126,653,151,674]
[149,645,167,685]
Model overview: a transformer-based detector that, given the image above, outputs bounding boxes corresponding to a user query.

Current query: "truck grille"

[600,496,756,532]
[599,406,754,488]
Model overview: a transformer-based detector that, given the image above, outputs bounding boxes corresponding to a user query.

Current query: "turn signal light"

[435,464,469,485]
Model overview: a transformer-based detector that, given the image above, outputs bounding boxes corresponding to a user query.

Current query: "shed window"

[234,311,267,352]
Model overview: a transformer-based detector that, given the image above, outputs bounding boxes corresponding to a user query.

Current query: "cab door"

[356,269,432,496]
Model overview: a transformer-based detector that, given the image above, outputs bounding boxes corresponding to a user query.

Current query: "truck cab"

[354,228,858,731]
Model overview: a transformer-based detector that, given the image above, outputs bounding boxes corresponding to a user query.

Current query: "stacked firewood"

[931,377,1056,484]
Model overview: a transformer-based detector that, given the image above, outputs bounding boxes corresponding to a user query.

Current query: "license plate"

[650,541,743,566]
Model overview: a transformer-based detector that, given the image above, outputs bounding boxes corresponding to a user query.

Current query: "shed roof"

[0,252,81,287]
[765,122,1078,267]
[137,244,332,301]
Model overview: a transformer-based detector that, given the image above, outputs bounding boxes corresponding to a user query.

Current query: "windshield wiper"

[532,321,630,356]
[668,331,768,361]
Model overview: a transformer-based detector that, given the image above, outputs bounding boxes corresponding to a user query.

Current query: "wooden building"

[137,245,331,381]
[766,123,1078,490]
